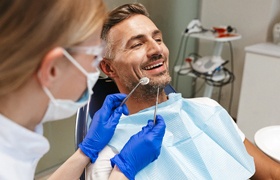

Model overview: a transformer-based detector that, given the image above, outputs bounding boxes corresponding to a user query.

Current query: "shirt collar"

[0,114,50,160]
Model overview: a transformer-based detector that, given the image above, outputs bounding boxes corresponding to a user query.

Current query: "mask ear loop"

[42,86,59,105]
[37,70,59,106]
[62,49,89,76]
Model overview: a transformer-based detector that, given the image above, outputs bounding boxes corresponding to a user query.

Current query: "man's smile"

[143,61,164,70]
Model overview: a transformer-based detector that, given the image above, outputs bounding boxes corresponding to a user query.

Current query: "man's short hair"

[101,3,149,59]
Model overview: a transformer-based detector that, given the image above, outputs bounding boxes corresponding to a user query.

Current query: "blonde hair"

[0,0,107,96]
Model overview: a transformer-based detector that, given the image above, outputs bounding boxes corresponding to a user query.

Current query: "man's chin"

[149,76,171,89]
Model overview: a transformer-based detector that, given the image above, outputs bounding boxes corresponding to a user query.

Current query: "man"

[88,3,280,180]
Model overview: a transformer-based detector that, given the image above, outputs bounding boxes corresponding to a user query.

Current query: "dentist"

[0,0,166,180]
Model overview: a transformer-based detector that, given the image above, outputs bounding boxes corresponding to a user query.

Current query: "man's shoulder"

[167,93,221,109]
[183,97,220,107]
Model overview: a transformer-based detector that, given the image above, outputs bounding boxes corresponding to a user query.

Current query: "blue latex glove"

[79,93,129,163]
[110,115,166,180]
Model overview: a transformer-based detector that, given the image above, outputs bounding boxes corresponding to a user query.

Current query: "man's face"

[107,14,171,94]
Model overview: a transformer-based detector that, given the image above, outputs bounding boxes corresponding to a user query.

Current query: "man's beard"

[125,71,171,102]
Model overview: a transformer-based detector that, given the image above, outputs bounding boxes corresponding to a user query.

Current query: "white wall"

[199,0,280,118]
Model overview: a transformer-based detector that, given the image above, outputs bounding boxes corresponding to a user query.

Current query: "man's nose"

[147,40,163,57]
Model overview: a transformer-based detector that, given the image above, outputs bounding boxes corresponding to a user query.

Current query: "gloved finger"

[152,115,166,135]
[106,106,128,127]
[119,104,129,115]
[96,93,127,121]
[102,93,127,111]
[139,120,154,136]
[141,116,164,132]
[147,120,154,128]
[145,115,165,128]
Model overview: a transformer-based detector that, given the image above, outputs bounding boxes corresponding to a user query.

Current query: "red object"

[213,26,237,38]
[185,58,192,63]
[213,27,227,34]
[217,33,237,38]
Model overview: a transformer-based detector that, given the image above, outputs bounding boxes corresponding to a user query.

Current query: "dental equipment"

[119,77,150,106]
[153,87,159,124]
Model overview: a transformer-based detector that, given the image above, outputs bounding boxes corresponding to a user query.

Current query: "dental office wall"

[199,0,280,119]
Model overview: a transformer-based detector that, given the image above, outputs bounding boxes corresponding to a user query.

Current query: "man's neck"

[125,90,168,114]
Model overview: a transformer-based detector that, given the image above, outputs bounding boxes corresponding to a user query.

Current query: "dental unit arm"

[185,19,240,75]
[174,19,240,98]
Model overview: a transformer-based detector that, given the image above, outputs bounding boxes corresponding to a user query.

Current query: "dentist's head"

[0,0,106,129]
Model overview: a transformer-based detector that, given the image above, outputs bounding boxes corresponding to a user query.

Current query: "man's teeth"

[144,62,163,70]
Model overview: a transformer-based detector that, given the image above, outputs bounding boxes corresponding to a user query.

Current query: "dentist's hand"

[111,115,166,180]
[79,93,129,163]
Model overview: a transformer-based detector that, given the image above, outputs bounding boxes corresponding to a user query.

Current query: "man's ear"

[99,59,118,78]
[37,47,64,87]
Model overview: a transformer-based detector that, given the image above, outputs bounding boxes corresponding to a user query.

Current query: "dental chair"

[75,77,176,180]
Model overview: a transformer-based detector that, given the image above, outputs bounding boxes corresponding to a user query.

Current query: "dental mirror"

[119,77,150,106]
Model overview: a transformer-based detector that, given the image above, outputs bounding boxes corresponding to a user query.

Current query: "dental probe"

[153,87,159,124]
[119,77,150,106]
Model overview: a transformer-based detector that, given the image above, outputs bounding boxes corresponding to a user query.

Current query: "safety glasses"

[66,41,106,67]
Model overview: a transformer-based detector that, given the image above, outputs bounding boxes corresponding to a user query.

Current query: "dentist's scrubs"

[87,93,255,180]
[0,114,49,180]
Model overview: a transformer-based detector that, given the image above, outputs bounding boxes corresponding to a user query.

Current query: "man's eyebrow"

[127,34,145,45]
[126,29,162,46]
[152,29,162,36]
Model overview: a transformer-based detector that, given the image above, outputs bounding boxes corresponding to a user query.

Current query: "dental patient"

[87,3,280,180]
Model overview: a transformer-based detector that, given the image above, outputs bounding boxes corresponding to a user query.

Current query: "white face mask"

[41,47,102,123]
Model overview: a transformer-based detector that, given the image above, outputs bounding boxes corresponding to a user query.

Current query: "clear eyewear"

[66,41,105,67]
